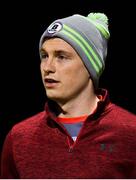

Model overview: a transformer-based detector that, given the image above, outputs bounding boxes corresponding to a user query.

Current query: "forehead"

[41,38,76,53]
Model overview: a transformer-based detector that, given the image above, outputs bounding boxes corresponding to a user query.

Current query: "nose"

[41,57,56,75]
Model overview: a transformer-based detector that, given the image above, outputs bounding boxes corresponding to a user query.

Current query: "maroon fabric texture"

[1,89,136,178]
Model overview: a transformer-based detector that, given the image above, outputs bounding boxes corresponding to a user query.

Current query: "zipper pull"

[69,146,73,153]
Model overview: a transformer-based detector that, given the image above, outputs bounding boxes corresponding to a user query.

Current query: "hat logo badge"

[48,22,62,34]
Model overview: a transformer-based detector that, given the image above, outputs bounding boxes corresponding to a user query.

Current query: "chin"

[46,93,60,101]
[46,94,65,103]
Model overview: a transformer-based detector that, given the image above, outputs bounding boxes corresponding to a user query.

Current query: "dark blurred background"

[0,0,136,156]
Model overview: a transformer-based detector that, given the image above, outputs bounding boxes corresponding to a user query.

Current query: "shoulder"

[111,103,136,122]
[10,111,46,139]
[105,103,136,135]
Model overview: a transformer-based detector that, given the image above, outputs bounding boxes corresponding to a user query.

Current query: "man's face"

[40,38,92,103]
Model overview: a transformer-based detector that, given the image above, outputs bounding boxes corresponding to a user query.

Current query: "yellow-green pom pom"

[87,12,110,39]
[87,12,109,26]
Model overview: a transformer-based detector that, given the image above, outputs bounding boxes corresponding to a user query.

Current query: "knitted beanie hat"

[39,12,110,89]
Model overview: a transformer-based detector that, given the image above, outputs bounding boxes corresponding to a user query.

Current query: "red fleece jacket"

[1,89,136,179]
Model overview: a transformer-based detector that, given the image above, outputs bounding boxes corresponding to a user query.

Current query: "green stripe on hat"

[63,24,103,74]
[61,30,99,74]
[87,19,110,39]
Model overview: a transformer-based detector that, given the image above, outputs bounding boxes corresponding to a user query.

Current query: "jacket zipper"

[66,121,87,152]
[53,116,89,153]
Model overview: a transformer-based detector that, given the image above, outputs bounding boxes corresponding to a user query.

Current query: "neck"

[57,89,99,118]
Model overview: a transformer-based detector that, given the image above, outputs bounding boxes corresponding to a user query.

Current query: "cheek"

[62,69,77,81]
[64,65,89,81]
[40,65,44,77]
[61,67,89,88]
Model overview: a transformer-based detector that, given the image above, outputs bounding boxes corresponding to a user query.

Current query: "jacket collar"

[44,88,111,122]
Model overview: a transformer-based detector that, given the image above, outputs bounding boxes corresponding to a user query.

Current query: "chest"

[13,125,127,178]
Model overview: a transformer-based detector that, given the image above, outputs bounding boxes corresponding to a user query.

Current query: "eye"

[40,53,48,59]
[58,55,66,60]
[57,53,70,60]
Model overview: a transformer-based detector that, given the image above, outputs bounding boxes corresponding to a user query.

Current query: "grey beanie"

[39,12,110,89]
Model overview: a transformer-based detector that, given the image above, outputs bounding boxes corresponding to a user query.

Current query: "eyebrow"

[54,50,72,57]
[40,49,73,57]
[40,48,47,54]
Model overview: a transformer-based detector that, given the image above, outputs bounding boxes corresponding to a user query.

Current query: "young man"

[1,12,136,179]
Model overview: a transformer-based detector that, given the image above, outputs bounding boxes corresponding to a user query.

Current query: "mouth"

[44,78,60,88]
